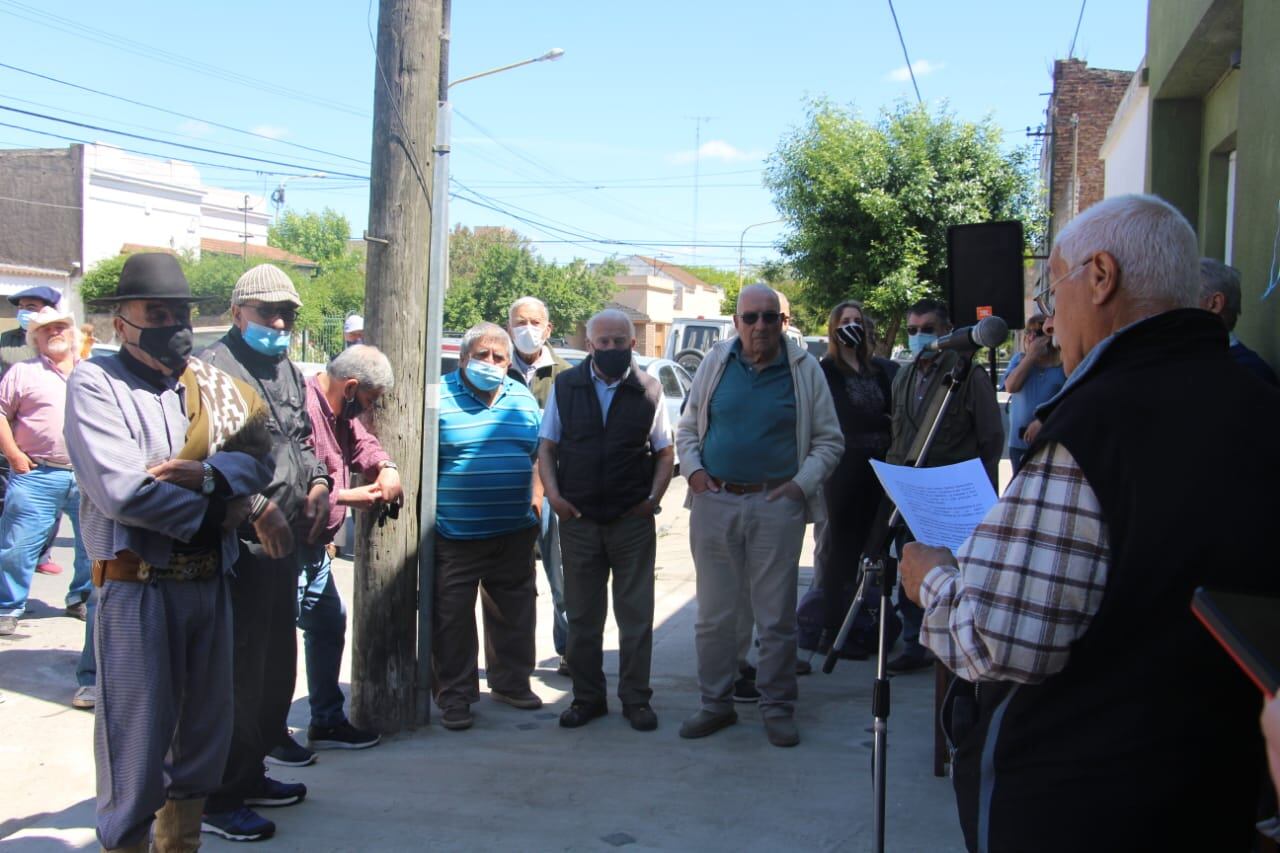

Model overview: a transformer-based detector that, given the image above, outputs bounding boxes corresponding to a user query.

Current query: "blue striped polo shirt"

[437,370,542,540]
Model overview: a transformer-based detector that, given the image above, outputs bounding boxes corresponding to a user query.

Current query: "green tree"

[268,208,352,265]
[766,99,1044,351]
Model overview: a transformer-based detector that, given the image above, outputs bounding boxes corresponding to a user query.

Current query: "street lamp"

[415,35,564,721]
[270,172,328,222]
[738,218,783,287]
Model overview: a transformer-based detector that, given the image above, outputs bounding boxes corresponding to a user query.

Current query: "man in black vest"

[537,309,674,732]
[900,194,1280,852]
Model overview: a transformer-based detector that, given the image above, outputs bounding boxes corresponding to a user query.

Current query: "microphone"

[926,315,1009,352]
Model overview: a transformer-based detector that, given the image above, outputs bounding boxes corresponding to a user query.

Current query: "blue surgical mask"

[464,359,506,392]
[16,309,34,331]
[908,333,938,355]
[242,321,292,357]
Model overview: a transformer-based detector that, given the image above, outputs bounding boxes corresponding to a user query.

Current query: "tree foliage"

[765,99,1044,349]
[444,226,621,335]
[268,208,352,265]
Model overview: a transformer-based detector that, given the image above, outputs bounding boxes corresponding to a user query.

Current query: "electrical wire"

[0,61,369,166]
[887,0,924,105]
[0,103,369,179]
[1067,0,1088,59]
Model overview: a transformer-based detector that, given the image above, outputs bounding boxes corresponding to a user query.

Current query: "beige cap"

[232,264,302,307]
[26,305,76,331]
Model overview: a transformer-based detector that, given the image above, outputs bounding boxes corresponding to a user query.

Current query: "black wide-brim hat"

[89,252,218,305]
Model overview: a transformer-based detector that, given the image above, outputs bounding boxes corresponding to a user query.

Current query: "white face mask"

[512,324,544,355]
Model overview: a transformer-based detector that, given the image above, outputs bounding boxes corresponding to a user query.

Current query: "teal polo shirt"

[700,340,798,483]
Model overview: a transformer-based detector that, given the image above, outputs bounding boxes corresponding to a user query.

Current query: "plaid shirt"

[305,375,390,541]
[918,441,1111,683]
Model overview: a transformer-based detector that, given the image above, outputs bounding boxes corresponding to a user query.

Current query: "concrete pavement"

[0,477,967,852]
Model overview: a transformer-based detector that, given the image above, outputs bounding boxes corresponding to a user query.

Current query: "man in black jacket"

[537,309,674,732]
[900,194,1280,852]
[198,264,331,843]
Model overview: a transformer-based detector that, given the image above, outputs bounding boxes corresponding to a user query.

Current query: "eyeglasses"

[905,324,937,336]
[244,302,298,323]
[739,311,783,326]
[1036,255,1095,316]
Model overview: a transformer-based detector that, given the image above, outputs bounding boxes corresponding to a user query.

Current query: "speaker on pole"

[947,221,1026,330]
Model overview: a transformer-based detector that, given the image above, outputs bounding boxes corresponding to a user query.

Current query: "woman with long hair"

[812,300,897,652]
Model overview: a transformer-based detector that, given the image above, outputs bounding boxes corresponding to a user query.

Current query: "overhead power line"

[887,0,924,106]
[0,61,369,166]
[0,0,368,118]
[1068,0,1088,59]
[0,103,370,180]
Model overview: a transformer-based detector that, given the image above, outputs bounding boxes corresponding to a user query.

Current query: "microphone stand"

[821,349,977,853]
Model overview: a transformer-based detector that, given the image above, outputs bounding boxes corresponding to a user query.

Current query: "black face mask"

[836,322,864,349]
[121,317,193,372]
[343,392,366,420]
[592,348,631,379]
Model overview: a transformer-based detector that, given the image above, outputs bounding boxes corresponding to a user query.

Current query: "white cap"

[344,315,364,334]
[26,305,76,331]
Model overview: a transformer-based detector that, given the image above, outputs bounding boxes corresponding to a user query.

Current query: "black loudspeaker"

[947,221,1026,330]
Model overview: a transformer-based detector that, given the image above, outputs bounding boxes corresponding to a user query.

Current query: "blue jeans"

[78,587,98,687]
[0,466,92,615]
[540,498,567,656]
[296,544,348,728]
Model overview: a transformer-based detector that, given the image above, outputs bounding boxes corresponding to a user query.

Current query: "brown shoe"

[679,709,737,739]
[440,705,473,730]
[490,688,543,710]
[764,715,800,747]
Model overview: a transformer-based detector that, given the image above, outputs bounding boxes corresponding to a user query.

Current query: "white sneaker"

[72,685,96,710]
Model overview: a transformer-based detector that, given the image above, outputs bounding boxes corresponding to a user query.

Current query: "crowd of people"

[2,191,1279,852]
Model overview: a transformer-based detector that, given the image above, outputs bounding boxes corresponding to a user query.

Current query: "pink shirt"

[0,355,77,465]
[305,375,391,541]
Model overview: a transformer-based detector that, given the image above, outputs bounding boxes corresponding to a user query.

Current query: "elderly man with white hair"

[537,308,674,732]
[506,295,574,674]
[432,321,544,731]
[899,194,1280,852]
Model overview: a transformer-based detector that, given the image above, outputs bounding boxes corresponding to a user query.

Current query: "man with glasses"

[677,284,843,747]
[897,193,1280,852]
[885,298,1002,674]
[199,264,332,843]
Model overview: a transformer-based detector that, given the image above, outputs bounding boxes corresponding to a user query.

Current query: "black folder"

[1192,587,1280,696]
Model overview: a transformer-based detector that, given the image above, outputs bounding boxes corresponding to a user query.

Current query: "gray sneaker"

[0,614,17,636]
[72,686,96,710]
[678,709,738,739]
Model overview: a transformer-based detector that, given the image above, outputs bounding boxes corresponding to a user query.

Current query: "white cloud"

[885,59,944,82]
[251,125,288,140]
[177,120,212,137]
[668,140,763,165]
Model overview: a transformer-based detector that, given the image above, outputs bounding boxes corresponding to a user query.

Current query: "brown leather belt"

[709,476,791,495]
[92,549,219,586]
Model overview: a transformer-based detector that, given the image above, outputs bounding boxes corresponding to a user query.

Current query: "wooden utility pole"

[352,0,441,734]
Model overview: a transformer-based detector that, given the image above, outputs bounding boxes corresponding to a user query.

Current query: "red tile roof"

[633,255,716,292]
[119,241,317,268]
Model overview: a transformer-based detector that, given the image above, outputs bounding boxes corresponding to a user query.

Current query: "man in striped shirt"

[432,322,543,731]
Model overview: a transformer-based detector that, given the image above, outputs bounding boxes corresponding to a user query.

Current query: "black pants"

[207,542,300,812]
[560,514,656,707]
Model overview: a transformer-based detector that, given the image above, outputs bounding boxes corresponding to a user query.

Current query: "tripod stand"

[820,352,977,853]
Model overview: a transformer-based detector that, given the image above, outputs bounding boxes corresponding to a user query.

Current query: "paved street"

[0,477,969,852]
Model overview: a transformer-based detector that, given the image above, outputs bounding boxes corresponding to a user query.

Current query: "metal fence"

[293,316,346,365]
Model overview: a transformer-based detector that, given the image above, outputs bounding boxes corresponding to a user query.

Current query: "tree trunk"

[877,315,902,358]
[351,0,441,735]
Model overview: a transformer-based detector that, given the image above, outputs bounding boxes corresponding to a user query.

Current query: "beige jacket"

[676,337,844,522]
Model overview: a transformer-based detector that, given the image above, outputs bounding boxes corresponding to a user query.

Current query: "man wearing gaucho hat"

[63,252,273,852]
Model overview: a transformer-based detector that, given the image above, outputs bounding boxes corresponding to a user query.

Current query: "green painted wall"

[1197,71,1239,259]
[1231,0,1280,364]
[1148,0,1217,95]
[1148,98,1202,225]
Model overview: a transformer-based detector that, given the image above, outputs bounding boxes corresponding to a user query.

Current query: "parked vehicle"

[664,316,805,375]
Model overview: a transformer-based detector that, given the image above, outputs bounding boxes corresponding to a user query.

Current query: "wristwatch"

[648,494,662,515]
[200,462,216,496]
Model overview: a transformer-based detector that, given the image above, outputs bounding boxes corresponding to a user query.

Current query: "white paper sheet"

[869,458,998,553]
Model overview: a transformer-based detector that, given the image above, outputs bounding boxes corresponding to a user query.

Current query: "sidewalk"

[0,478,966,852]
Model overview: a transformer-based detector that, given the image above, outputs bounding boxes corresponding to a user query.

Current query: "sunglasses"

[905,324,937,336]
[738,311,783,326]
[244,302,298,323]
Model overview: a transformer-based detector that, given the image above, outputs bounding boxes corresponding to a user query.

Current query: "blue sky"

[0,0,1148,270]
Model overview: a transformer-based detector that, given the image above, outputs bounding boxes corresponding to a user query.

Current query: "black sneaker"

[202,807,275,841]
[266,732,316,767]
[244,777,307,808]
[886,646,936,674]
[733,674,761,703]
[308,720,381,750]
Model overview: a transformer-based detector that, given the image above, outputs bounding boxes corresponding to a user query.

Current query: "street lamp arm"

[738,218,784,287]
[449,48,564,90]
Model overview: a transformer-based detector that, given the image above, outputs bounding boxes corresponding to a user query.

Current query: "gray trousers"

[94,576,232,849]
[690,489,806,718]
[560,514,656,707]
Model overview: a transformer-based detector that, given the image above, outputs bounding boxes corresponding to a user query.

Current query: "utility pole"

[240,194,251,264]
[688,115,711,259]
[351,0,442,734]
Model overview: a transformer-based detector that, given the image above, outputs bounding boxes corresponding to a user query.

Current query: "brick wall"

[0,146,83,270]
[1048,60,1133,240]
